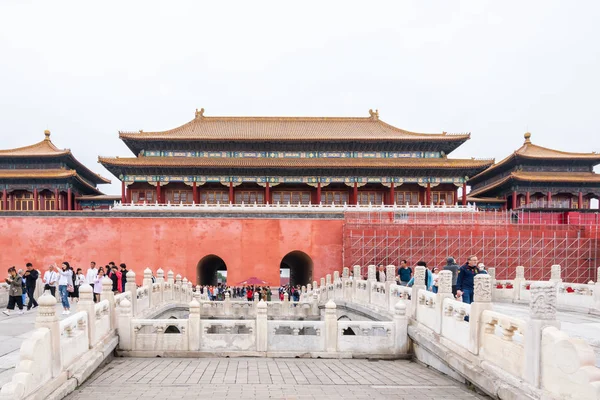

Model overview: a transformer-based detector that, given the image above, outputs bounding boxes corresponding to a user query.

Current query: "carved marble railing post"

[256,300,268,352]
[341,267,349,300]
[487,267,496,301]
[324,300,337,353]
[411,266,426,318]
[469,274,493,354]
[101,276,116,331]
[524,282,561,388]
[224,291,231,315]
[549,264,562,284]
[35,292,61,377]
[513,266,525,301]
[333,271,339,282]
[143,268,153,308]
[433,270,454,334]
[189,299,201,351]
[117,298,132,350]
[594,267,600,311]
[312,291,319,315]
[394,302,409,355]
[353,265,361,300]
[125,270,137,316]
[320,277,326,300]
[326,274,332,286]
[385,265,396,301]
[175,274,182,302]
[167,270,175,286]
[367,265,376,282]
[156,268,165,305]
[182,278,189,302]
[78,284,96,348]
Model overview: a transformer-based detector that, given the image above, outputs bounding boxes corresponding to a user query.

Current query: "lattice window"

[200,190,229,204]
[395,191,419,205]
[357,191,384,205]
[166,190,192,204]
[235,191,264,204]
[14,192,34,211]
[272,191,311,205]
[44,193,56,210]
[322,191,349,205]
[132,190,156,203]
[432,191,454,205]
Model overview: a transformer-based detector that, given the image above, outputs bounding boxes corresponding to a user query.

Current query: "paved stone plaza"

[64,357,488,400]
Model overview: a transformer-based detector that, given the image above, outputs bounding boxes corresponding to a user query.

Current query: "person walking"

[431,267,440,293]
[23,263,39,310]
[57,262,74,315]
[456,255,487,304]
[397,260,412,286]
[86,261,98,292]
[17,269,26,306]
[3,267,24,316]
[443,257,460,297]
[43,264,58,297]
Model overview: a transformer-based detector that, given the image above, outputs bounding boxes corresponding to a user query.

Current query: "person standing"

[23,263,39,310]
[456,255,487,304]
[397,260,412,286]
[431,267,440,293]
[378,265,386,283]
[3,267,24,316]
[120,263,128,292]
[443,257,460,297]
[73,268,85,303]
[86,261,98,292]
[93,269,104,302]
[43,264,58,297]
[17,269,26,305]
[57,262,74,315]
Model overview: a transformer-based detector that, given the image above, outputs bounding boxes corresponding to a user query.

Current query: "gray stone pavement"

[0,302,79,387]
[65,358,489,400]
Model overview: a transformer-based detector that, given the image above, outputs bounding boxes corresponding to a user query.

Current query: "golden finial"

[44,129,51,140]
[524,132,532,144]
[368,109,379,121]
[195,108,205,119]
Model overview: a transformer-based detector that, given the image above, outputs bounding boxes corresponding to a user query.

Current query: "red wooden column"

[353,182,358,205]
[426,183,431,205]
[54,189,59,211]
[547,191,552,205]
[265,182,270,205]
[229,182,234,204]
[192,182,198,203]
[389,182,395,205]
[316,182,322,204]
[33,189,38,211]
[578,192,583,209]
[511,191,517,210]
[462,182,467,206]
[125,185,130,204]
[121,181,126,203]
[526,191,531,205]
[156,182,162,204]
[67,188,72,211]
[2,189,6,211]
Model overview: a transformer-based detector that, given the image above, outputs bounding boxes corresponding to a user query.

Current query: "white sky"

[1,1,599,195]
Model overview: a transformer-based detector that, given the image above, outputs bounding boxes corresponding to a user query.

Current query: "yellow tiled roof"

[98,156,493,169]
[118,110,471,142]
[0,169,103,194]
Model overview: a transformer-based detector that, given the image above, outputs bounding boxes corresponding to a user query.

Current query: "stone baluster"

[167,270,175,285]
[283,292,289,316]
[312,281,317,293]
[320,277,325,289]
[326,274,332,285]
[353,265,361,281]
[549,264,562,284]
[333,271,340,282]
[189,299,201,351]
[175,274,182,302]
[324,300,337,353]
[468,274,493,354]
[411,266,426,318]
[353,265,361,301]
[342,267,349,279]
[487,267,496,301]
[594,267,600,311]
[311,291,319,315]
[254,291,260,303]
[524,282,561,388]
[182,278,189,302]
[35,292,62,377]
[256,300,268,352]
[101,276,116,331]
[143,268,153,308]
[394,302,409,355]
[78,284,96,348]
[117,298,132,351]
[224,291,231,315]
[156,268,165,305]
[125,270,137,316]
[367,265,376,282]
[514,266,525,301]
[385,265,396,305]
[430,270,454,333]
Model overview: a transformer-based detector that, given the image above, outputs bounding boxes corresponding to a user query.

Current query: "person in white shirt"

[86,261,98,292]
[57,262,74,315]
[43,265,58,297]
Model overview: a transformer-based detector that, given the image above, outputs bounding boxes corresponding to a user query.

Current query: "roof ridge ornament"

[368,109,379,121]
[44,129,51,141]
[195,108,205,119]
[524,131,532,144]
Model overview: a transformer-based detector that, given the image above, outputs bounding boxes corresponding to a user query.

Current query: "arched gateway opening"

[280,251,313,287]
[196,255,227,286]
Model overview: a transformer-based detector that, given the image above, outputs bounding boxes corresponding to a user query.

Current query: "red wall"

[0,217,344,286]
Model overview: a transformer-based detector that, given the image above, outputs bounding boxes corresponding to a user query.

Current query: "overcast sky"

[1,1,599,195]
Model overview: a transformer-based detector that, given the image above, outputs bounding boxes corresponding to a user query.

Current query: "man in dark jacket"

[120,263,128,292]
[456,255,487,304]
[23,262,38,310]
[443,257,460,297]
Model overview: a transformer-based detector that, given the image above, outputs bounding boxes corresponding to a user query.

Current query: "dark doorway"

[197,255,227,286]
[280,251,313,287]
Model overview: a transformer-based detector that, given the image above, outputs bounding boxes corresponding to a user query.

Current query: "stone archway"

[280,251,313,287]
[196,254,227,286]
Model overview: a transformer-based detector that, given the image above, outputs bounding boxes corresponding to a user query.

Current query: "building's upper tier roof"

[118,109,471,142]
[469,132,600,184]
[0,130,111,184]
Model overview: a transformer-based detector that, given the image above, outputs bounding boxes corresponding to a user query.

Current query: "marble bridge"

[1,265,599,400]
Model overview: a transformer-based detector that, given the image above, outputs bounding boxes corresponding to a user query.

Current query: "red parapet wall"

[0,217,344,286]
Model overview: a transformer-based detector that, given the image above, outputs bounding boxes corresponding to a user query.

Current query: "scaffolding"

[343,211,599,283]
